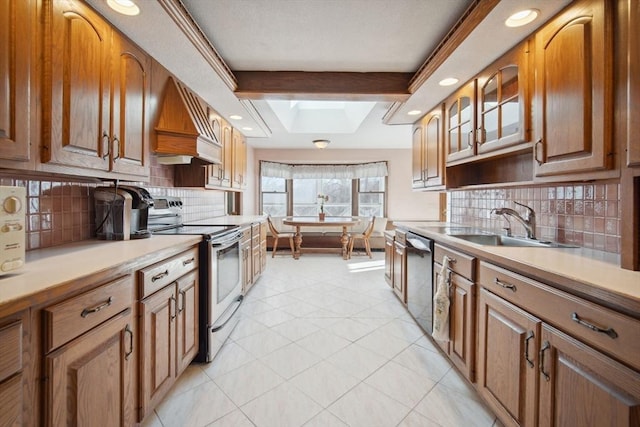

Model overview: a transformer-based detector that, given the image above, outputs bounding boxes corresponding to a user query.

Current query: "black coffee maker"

[94,185,153,240]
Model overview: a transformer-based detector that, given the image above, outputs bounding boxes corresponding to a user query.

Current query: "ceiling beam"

[234,71,413,101]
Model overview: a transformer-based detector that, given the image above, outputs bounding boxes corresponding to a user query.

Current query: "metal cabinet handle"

[178,290,185,314]
[534,138,543,165]
[152,270,169,282]
[182,257,195,266]
[81,297,113,318]
[524,331,535,368]
[539,340,550,381]
[112,136,120,161]
[494,277,517,292]
[124,324,134,360]
[467,131,474,147]
[170,295,177,322]
[571,312,618,339]
[102,132,110,159]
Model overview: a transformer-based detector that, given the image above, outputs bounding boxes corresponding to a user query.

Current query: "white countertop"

[187,215,266,226]
[395,222,640,311]
[0,235,202,310]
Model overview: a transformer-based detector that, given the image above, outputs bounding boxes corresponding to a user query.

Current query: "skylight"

[267,100,376,134]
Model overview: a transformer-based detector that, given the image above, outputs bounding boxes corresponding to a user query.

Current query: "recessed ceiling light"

[242,127,253,131]
[439,78,459,87]
[229,115,243,120]
[407,110,422,116]
[106,0,140,16]
[505,9,539,27]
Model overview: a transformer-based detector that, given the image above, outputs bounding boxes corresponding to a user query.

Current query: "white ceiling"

[85,0,571,150]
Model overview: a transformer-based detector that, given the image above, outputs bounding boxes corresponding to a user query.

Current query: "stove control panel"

[0,186,26,275]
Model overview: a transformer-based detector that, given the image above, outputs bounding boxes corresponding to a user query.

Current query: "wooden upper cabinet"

[446,80,476,164]
[628,0,640,167]
[477,41,531,155]
[42,0,149,179]
[232,128,247,189]
[533,0,614,178]
[412,106,445,190]
[0,0,32,163]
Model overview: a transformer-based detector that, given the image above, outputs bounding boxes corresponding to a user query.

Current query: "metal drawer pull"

[494,278,517,292]
[178,290,185,314]
[81,297,113,318]
[170,295,177,322]
[571,312,618,339]
[182,257,195,266]
[124,324,134,360]
[539,340,550,381]
[152,270,169,282]
[524,331,535,368]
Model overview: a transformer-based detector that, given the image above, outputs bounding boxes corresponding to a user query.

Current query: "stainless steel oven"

[148,197,244,362]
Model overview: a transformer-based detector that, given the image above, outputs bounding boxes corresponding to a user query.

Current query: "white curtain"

[261,161,388,179]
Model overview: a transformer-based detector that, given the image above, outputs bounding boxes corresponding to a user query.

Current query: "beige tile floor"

[143,252,500,427]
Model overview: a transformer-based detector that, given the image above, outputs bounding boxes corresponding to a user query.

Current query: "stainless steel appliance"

[0,186,26,275]
[94,185,153,240]
[405,232,434,334]
[148,196,243,363]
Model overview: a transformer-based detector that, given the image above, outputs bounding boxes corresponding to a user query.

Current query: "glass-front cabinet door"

[446,80,476,164]
[477,41,531,155]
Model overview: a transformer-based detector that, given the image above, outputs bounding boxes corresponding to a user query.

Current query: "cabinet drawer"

[0,321,22,382]
[240,226,251,242]
[434,244,475,281]
[139,247,198,298]
[479,261,640,371]
[395,229,407,245]
[44,275,133,353]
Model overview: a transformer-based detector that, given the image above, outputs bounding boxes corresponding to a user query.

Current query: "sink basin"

[449,233,578,248]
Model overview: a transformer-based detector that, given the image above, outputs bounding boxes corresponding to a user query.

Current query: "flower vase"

[318,212,326,221]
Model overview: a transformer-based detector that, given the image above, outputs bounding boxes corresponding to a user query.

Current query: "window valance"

[261,161,388,179]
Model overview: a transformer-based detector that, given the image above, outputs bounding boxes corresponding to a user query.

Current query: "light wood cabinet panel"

[43,0,150,179]
[176,271,198,376]
[384,232,394,286]
[232,128,247,189]
[0,0,32,163]
[240,234,252,294]
[207,115,233,188]
[538,324,640,427]
[477,288,540,427]
[412,106,445,189]
[392,240,406,303]
[45,308,135,427]
[534,0,614,178]
[140,285,175,419]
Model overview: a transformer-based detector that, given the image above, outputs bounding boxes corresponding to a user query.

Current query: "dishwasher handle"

[406,235,433,252]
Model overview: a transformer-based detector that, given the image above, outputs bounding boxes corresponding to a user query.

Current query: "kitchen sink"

[448,233,578,248]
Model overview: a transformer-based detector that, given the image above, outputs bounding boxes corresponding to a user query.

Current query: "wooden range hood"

[154,76,222,164]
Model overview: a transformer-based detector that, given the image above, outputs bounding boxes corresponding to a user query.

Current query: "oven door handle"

[211,295,244,333]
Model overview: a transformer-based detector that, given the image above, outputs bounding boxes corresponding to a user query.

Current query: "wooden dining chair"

[348,216,376,259]
[266,216,295,257]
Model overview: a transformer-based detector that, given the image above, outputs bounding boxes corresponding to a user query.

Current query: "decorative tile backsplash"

[2,157,226,251]
[449,183,621,253]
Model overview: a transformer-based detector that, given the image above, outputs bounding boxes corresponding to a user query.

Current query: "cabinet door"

[534,0,613,177]
[448,273,475,381]
[423,107,445,188]
[43,0,111,171]
[140,285,176,419]
[206,111,225,187]
[628,0,640,167]
[384,234,393,286]
[176,271,198,376]
[538,324,640,427]
[411,124,424,188]
[392,241,406,303]
[232,129,247,189]
[477,41,530,154]
[241,240,252,293]
[45,309,135,427]
[109,35,150,177]
[477,289,540,427]
[446,80,476,164]
[0,0,31,162]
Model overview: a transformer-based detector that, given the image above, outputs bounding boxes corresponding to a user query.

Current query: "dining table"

[282,216,361,260]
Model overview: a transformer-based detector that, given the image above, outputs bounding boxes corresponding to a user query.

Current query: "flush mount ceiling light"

[242,126,253,131]
[229,114,243,120]
[439,77,459,87]
[407,110,422,116]
[313,139,330,149]
[106,0,140,16]
[505,9,539,27]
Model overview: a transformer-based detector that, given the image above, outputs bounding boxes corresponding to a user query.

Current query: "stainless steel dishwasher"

[405,232,434,334]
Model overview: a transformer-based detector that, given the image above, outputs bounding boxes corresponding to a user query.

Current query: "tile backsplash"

[2,157,226,251]
[449,183,621,253]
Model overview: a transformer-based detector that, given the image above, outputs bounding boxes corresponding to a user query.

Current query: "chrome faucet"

[491,201,537,240]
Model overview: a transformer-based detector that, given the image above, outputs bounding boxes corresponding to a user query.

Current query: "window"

[260,162,387,217]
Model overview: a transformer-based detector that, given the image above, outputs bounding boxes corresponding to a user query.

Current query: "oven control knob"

[3,196,22,214]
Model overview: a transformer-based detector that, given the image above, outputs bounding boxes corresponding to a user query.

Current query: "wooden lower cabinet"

[538,324,640,427]
[45,308,136,426]
[139,267,199,421]
[392,240,406,303]
[477,288,540,427]
[0,311,29,427]
[384,232,394,286]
